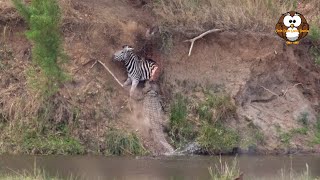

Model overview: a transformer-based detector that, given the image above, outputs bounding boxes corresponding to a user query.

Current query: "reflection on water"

[0,155,319,179]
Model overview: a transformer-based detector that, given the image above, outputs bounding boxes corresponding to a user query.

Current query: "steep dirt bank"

[162,31,320,153]
[0,0,320,155]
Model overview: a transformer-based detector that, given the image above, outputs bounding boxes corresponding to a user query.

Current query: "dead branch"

[184,29,223,56]
[260,86,279,97]
[260,83,303,98]
[281,83,302,96]
[92,60,124,87]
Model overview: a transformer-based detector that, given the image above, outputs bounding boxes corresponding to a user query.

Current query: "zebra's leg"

[130,79,139,97]
[123,77,132,86]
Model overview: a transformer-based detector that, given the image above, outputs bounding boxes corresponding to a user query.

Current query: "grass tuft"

[208,157,240,180]
[153,0,294,35]
[198,122,239,154]
[197,92,236,123]
[168,94,196,147]
[105,130,147,156]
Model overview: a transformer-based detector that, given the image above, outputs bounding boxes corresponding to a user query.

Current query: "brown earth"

[1,0,320,155]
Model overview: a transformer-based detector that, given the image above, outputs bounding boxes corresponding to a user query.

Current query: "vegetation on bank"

[104,130,147,156]
[152,0,295,34]
[0,0,318,156]
[12,0,68,97]
[168,91,240,154]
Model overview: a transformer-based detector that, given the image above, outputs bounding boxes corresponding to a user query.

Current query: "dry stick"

[92,60,133,112]
[184,29,223,56]
[260,86,279,97]
[260,83,303,97]
[91,60,124,87]
[282,83,302,96]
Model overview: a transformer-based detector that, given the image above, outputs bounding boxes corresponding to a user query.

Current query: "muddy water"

[0,155,319,179]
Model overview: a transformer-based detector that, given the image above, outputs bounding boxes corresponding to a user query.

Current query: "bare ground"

[1,0,320,154]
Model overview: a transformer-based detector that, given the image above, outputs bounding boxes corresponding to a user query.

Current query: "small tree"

[13,0,67,97]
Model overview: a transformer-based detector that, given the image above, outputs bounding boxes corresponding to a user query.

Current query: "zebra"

[113,45,159,97]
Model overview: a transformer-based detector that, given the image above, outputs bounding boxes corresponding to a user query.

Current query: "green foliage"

[105,130,147,156]
[22,132,84,155]
[278,127,308,145]
[197,92,236,122]
[23,136,84,155]
[12,0,67,97]
[169,94,197,147]
[312,116,320,144]
[309,25,320,42]
[197,122,239,154]
[170,94,188,126]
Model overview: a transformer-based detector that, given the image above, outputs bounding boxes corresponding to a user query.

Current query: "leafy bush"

[105,130,147,156]
[13,0,67,97]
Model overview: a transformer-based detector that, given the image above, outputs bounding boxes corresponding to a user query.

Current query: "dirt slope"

[162,31,320,153]
[1,0,320,154]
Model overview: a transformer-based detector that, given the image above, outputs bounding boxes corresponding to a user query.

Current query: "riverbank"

[0,0,320,156]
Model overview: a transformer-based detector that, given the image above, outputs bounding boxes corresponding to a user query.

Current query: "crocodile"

[142,82,174,155]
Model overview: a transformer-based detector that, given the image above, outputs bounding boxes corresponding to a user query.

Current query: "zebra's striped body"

[113,45,159,97]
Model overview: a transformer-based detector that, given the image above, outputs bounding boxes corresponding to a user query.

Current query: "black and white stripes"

[113,45,158,96]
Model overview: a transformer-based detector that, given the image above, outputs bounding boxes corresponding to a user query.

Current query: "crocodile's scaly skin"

[143,83,174,154]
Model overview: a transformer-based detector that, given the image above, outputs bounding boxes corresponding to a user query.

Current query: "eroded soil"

[0,0,320,154]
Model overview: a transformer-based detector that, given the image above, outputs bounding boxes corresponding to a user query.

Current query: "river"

[0,155,319,179]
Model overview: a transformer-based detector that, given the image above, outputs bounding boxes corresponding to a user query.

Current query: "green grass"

[168,92,238,153]
[278,127,309,145]
[0,116,84,155]
[22,134,84,155]
[168,94,197,148]
[197,122,239,154]
[105,130,147,156]
[312,116,320,144]
[13,0,68,97]
[309,25,320,42]
[197,92,236,122]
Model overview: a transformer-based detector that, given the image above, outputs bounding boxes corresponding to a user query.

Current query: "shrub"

[105,130,147,156]
[13,0,67,97]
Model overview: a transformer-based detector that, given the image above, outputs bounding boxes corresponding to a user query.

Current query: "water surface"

[0,155,319,179]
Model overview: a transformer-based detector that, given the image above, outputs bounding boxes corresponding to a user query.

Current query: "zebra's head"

[113,45,134,62]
